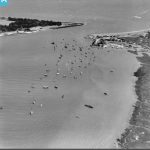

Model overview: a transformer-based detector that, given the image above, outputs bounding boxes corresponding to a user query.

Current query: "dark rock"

[134,68,145,77]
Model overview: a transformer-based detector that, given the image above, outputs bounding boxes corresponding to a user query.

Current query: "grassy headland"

[0,17,84,35]
[0,17,62,32]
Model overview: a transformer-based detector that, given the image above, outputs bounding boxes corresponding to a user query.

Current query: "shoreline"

[117,53,150,149]
[87,29,150,148]
[0,22,84,37]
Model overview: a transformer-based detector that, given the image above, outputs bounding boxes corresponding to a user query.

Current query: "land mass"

[117,53,150,149]
[0,17,84,36]
[88,30,150,149]
[0,17,62,32]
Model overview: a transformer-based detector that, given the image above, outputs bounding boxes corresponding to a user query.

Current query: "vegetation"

[119,32,150,48]
[0,17,62,32]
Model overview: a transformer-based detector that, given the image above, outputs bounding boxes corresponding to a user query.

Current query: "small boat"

[84,104,94,109]
[56,72,60,75]
[43,74,48,77]
[42,86,49,89]
[54,86,58,89]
